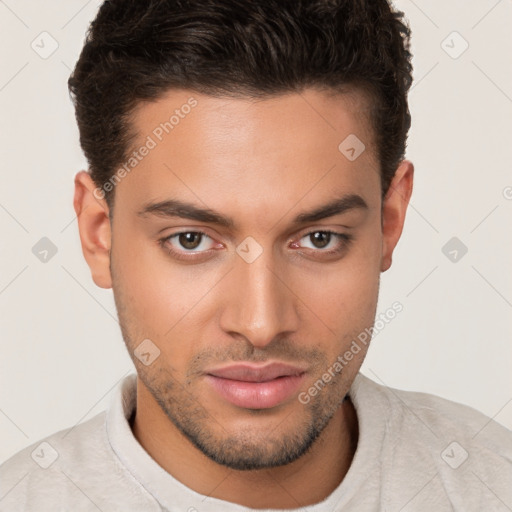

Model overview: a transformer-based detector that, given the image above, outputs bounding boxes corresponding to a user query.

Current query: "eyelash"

[158,230,353,262]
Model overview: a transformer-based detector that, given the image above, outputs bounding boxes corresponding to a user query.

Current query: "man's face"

[81,88,408,470]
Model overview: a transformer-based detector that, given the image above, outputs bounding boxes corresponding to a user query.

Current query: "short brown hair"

[68,0,413,209]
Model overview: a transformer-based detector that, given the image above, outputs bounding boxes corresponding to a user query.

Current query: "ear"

[380,160,414,272]
[73,170,113,289]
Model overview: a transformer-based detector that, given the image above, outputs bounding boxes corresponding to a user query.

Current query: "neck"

[131,380,358,509]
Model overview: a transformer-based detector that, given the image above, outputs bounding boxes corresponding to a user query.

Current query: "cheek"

[294,232,381,326]
[112,234,224,351]
[293,272,379,352]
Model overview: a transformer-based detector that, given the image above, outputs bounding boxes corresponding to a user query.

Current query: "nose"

[219,249,299,349]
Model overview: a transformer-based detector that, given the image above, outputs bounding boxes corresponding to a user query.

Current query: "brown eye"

[160,230,215,257]
[309,231,331,249]
[295,230,353,256]
[159,229,219,263]
[178,232,203,250]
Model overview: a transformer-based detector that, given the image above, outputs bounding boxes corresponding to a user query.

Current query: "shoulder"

[354,372,512,449]
[0,411,157,511]
[0,413,107,509]
[353,373,512,508]
[383,377,512,454]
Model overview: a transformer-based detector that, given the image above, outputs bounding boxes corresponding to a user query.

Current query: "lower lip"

[205,374,305,409]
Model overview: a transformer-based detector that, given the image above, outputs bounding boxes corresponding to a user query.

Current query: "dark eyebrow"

[137,193,368,228]
[293,194,368,224]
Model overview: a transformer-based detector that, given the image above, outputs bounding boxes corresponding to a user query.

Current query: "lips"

[207,363,305,382]
[205,363,306,409]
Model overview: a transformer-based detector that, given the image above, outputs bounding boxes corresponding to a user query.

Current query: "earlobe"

[380,160,414,272]
[73,170,113,289]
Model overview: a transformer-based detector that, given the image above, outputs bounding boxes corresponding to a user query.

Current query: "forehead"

[130,86,376,157]
[114,88,381,228]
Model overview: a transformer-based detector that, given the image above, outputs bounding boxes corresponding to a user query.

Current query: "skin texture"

[73,88,413,508]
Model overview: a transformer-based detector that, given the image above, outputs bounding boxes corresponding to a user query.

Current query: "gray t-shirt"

[1,372,511,511]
